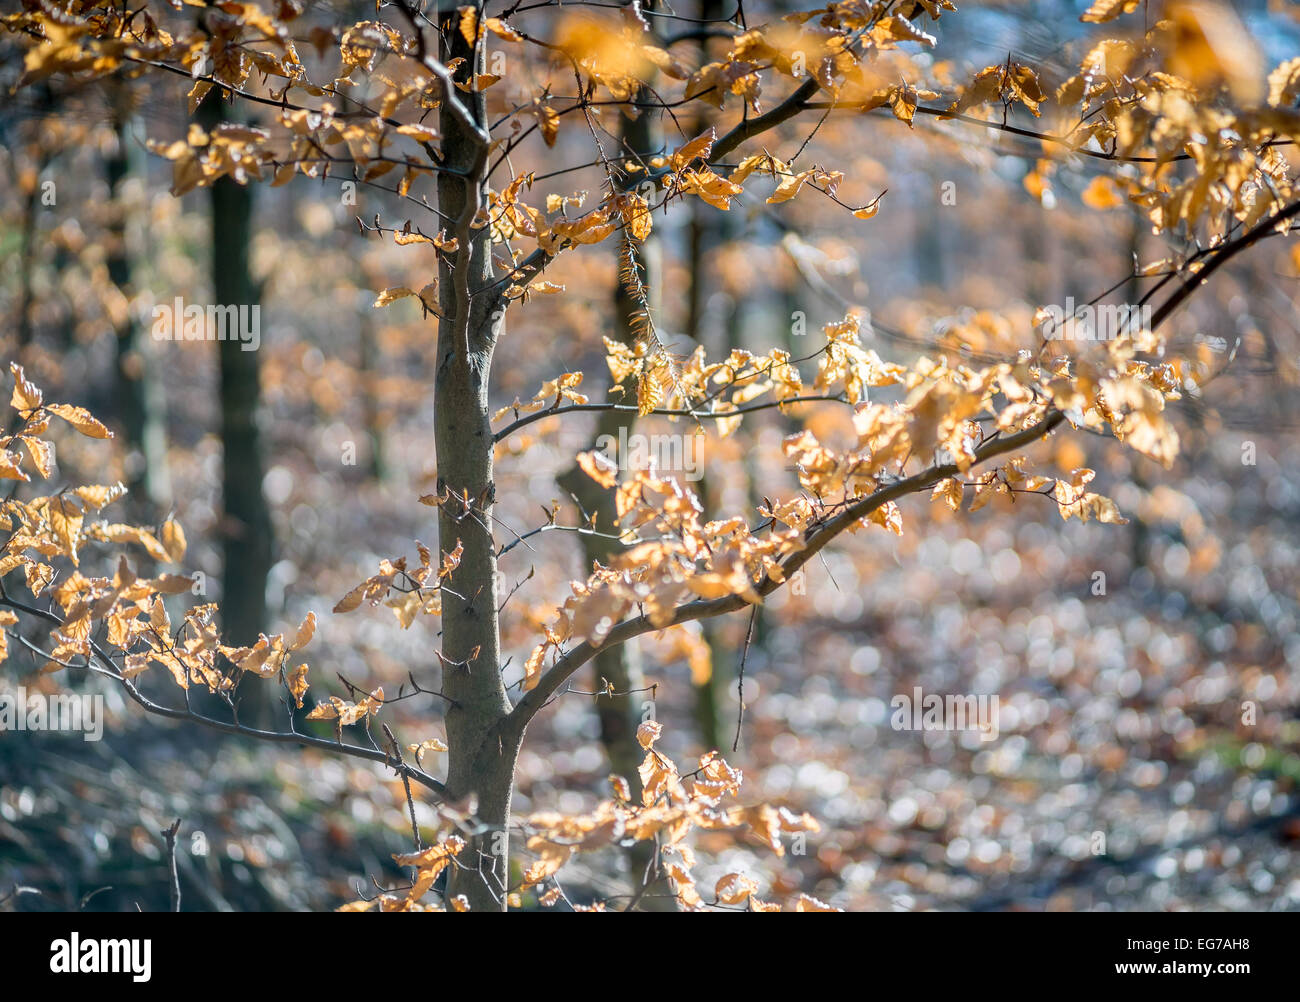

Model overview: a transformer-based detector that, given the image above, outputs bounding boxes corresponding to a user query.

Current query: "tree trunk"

[551,65,681,910]
[1125,213,1152,571]
[17,151,48,353]
[197,90,274,724]
[433,17,514,913]
[682,0,741,753]
[358,303,388,481]
[105,81,170,518]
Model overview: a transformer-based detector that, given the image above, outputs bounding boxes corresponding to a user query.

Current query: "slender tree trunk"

[1125,213,1152,570]
[433,17,514,913]
[550,49,682,909]
[358,306,387,481]
[682,0,737,754]
[17,153,48,352]
[554,139,674,908]
[913,175,947,293]
[105,81,170,517]
[197,91,274,724]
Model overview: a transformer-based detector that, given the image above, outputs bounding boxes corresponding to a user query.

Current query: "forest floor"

[4,334,1299,911]
[4,424,1298,913]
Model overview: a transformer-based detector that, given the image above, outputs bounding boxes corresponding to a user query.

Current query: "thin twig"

[732,605,758,753]
[160,818,182,913]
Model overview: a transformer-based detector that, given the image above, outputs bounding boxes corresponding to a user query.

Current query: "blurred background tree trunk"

[197,89,274,726]
[555,71,679,913]
[105,79,170,520]
[15,90,55,355]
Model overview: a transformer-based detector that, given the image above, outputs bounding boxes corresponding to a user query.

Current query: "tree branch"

[712,77,820,161]
[503,410,1065,738]
[488,75,826,304]
[0,589,447,799]
[1148,200,1300,330]
[504,194,1300,738]
[492,394,849,443]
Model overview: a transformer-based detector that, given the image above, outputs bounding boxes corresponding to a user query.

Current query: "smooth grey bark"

[430,14,515,912]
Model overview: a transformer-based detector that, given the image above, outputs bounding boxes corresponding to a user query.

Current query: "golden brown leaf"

[670,127,716,171]
[1080,0,1140,23]
[373,287,416,307]
[576,450,619,488]
[46,404,112,439]
[10,363,43,413]
[160,518,187,563]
